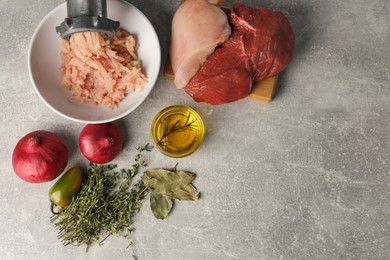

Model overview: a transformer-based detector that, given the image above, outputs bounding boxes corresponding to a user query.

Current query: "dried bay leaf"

[142,168,199,219]
[172,183,198,201]
[142,169,198,199]
[150,192,173,219]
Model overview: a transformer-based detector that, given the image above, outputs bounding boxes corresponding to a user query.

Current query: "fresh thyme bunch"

[51,144,153,250]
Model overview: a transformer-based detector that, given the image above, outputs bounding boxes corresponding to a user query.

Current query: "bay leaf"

[142,168,200,219]
[150,191,173,219]
[172,183,199,201]
[142,169,198,199]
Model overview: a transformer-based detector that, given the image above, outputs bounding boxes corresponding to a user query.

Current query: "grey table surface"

[1,0,389,259]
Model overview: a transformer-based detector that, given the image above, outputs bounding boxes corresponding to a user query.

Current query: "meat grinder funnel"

[56,0,120,39]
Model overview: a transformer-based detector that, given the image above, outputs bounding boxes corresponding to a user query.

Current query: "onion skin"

[79,123,123,164]
[12,130,69,183]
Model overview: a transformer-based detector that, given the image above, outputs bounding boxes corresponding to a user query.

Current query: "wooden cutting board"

[164,2,277,103]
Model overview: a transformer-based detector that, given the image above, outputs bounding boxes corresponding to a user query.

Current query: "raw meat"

[184,33,253,105]
[184,3,295,105]
[170,0,231,89]
[60,29,148,109]
[230,3,295,82]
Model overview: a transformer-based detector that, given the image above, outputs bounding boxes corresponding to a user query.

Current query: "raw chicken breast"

[170,0,231,89]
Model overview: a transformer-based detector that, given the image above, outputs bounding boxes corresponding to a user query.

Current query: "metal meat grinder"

[56,0,120,39]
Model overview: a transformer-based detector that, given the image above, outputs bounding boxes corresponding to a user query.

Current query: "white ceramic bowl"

[28,0,161,123]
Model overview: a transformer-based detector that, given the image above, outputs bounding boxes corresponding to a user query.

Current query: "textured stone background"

[0,0,389,259]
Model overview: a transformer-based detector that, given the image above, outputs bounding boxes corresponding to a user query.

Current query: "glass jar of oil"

[151,105,205,158]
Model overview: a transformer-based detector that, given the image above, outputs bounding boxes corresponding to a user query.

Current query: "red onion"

[79,123,123,164]
[12,130,69,183]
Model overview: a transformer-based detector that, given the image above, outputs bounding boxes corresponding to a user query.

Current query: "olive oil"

[151,106,205,158]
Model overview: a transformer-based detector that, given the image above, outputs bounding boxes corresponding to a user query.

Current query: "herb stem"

[158,112,198,147]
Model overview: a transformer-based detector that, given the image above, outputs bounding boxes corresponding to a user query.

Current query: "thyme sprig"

[158,112,198,147]
[51,144,153,250]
